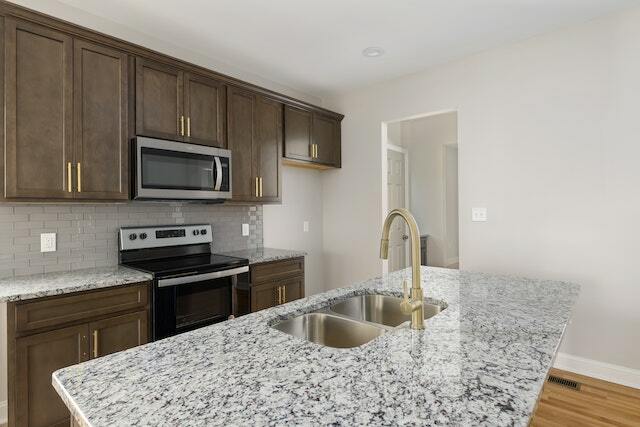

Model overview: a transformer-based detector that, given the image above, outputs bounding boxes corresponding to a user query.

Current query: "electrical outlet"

[40,233,56,252]
[472,207,487,222]
[303,221,309,233]
[241,223,250,236]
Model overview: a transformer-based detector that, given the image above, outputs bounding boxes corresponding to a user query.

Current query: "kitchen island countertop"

[52,266,579,426]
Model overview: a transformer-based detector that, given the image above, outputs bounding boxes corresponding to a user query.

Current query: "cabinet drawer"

[15,283,149,333]
[251,257,304,284]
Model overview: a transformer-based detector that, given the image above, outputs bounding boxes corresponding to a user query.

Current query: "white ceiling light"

[362,47,385,58]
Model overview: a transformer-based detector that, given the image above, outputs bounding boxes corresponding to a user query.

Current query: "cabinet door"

[251,282,279,312]
[227,86,258,202]
[74,40,129,200]
[14,324,89,427]
[184,72,226,147]
[89,310,148,358]
[135,57,183,140]
[283,105,313,161]
[4,18,73,199]
[255,96,282,203]
[313,113,341,167]
[280,276,304,304]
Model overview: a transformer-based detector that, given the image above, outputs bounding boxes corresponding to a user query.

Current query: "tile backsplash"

[0,202,263,279]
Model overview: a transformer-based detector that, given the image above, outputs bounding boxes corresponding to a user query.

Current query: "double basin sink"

[272,294,445,349]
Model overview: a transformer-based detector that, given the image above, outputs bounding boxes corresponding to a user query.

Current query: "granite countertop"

[220,247,307,264]
[0,266,153,302]
[52,267,579,426]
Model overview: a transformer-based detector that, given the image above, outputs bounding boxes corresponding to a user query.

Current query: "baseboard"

[553,352,640,389]
[0,399,6,425]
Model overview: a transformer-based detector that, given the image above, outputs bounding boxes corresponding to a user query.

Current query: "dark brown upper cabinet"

[135,58,184,141]
[74,39,129,200]
[313,112,342,167]
[136,58,226,147]
[283,105,313,162]
[4,18,129,201]
[184,72,226,147]
[4,18,74,199]
[283,105,342,169]
[227,86,282,203]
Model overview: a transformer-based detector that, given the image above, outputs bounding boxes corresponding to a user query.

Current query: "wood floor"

[531,368,640,426]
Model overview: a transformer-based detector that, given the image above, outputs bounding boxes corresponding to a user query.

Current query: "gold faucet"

[380,208,424,330]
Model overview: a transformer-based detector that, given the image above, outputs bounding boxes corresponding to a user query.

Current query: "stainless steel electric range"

[118,224,249,341]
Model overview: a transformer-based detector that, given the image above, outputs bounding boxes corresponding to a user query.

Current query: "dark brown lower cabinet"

[249,257,305,312]
[14,324,90,427]
[89,311,148,358]
[7,283,150,427]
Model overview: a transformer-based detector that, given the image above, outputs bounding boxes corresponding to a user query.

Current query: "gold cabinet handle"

[92,330,99,358]
[310,144,315,158]
[259,177,263,198]
[282,285,286,303]
[255,177,259,197]
[313,144,316,158]
[179,115,185,136]
[186,117,191,137]
[315,144,318,159]
[276,286,282,304]
[67,162,72,193]
[77,163,81,193]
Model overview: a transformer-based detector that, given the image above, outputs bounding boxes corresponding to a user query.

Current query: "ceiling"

[53,0,637,98]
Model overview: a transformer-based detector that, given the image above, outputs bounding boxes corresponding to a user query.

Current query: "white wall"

[263,167,325,296]
[323,8,640,373]
[401,113,458,267]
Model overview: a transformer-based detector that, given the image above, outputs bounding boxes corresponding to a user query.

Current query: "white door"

[387,148,407,272]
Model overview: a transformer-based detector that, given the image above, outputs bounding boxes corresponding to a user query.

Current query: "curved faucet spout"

[380,208,425,329]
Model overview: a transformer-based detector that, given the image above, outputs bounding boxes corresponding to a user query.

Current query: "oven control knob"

[139,233,147,240]
[128,233,137,241]
[200,229,207,235]
[193,230,200,236]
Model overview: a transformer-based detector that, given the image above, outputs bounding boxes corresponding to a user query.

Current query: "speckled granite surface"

[52,267,579,426]
[219,247,306,264]
[0,266,153,302]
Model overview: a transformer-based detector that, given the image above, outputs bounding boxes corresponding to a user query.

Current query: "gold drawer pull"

[67,162,72,192]
[259,177,263,198]
[186,117,191,137]
[92,330,99,358]
[255,177,259,197]
[282,286,286,303]
[77,163,81,193]
[179,115,185,136]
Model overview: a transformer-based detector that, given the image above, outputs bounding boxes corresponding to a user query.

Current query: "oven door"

[134,136,231,200]
[153,266,248,340]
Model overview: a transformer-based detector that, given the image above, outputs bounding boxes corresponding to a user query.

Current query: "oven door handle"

[157,266,248,288]
[214,156,223,191]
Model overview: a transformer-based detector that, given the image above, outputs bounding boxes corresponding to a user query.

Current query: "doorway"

[382,111,459,273]
[386,145,409,271]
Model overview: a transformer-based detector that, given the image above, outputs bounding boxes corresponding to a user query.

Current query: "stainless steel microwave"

[133,136,232,201]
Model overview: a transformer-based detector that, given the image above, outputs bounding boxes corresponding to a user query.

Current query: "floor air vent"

[547,375,581,390]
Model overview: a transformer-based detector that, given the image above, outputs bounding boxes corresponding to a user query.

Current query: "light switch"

[40,233,56,252]
[241,223,250,236]
[303,221,309,232]
[472,207,487,222]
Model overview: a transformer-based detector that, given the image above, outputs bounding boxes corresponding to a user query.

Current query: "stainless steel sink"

[272,312,386,348]
[329,294,444,328]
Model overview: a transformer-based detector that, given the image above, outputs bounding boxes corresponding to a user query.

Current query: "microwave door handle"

[214,156,223,191]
